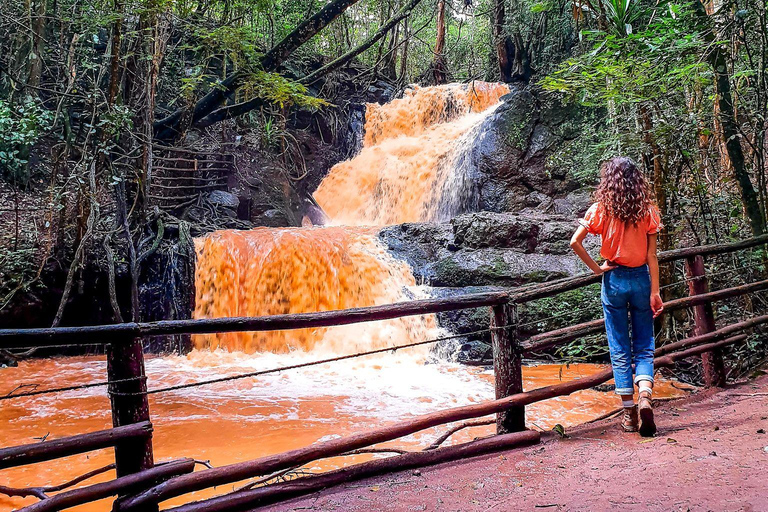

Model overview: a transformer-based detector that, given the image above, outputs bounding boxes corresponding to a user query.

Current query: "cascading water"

[193,227,435,354]
[314,82,509,226]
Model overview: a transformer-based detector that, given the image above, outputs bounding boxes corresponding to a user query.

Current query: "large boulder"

[441,85,588,215]
[379,212,600,287]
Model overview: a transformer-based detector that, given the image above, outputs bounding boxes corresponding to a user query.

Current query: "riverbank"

[269,371,768,511]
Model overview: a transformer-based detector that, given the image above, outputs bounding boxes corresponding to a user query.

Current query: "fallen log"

[118,329,749,511]
[165,430,541,512]
[0,422,152,470]
[19,458,195,512]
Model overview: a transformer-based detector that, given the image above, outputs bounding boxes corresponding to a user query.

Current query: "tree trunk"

[511,32,532,82]
[398,16,410,86]
[27,0,46,91]
[431,0,448,84]
[299,0,422,86]
[696,0,765,235]
[492,0,513,83]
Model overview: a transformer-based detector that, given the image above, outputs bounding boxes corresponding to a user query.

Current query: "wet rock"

[0,349,18,367]
[429,249,579,288]
[447,85,586,215]
[553,189,594,217]
[456,341,493,364]
[451,212,541,252]
[207,190,240,209]
[252,208,293,228]
[378,223,455,278]
[428,285,502,340]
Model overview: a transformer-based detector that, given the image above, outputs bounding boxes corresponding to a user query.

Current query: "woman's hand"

[651,292,664,318]
[594,261,617,275]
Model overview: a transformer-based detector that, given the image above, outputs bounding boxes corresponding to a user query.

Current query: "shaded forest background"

[1,0,768,352]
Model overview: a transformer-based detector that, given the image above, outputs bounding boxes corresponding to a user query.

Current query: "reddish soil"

[270,373,768,512]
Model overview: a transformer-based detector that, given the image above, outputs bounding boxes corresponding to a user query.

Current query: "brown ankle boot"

[621,405,638,432]
[638,391,656,437]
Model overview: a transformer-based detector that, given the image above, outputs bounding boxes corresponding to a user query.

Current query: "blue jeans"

[601,265,655,395]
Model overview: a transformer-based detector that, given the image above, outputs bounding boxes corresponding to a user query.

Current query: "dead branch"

[425,419,495,450]
[0,463,116,501]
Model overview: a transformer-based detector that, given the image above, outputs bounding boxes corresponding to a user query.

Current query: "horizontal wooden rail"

[522,278,768,353]
[118,327,752,511]
[0,292,509,347]
[510,233,768,303]
[21,458,196,512]
[0,422,152,470]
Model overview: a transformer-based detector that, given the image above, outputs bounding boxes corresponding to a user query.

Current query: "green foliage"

[521,284,602,333]
[241,71,329,110]
[0,99,54,185]
[601,0,645,36]
[193,24,263,69]
[0,248,41,308]
[546,118,615,184]
[541,8,708,107]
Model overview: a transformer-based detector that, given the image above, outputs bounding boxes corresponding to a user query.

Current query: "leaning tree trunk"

[153,0,363,140]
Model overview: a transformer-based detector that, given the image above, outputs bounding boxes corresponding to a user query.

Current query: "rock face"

[438,84,587,217]
[379,211,599,289]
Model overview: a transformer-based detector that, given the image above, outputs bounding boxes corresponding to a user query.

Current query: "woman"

[569,156,664,437]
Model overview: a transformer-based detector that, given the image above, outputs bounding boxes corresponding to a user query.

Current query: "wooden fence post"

[684,255,726,387]
[107,336,155,477]
[490,303,525,433]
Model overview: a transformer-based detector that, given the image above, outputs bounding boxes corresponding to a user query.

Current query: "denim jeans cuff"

[614,387,635,395]
[634,374,654,385]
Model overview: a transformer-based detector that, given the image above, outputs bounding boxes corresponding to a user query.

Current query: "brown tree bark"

[431,0,448,84]
[492,0,513,82]
[300,0,422,85]
[27,0,46,90]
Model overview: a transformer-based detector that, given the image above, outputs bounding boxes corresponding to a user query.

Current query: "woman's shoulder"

[645,203,663,234]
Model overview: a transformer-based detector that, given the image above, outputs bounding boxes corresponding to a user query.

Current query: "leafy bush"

[0,99,54,185]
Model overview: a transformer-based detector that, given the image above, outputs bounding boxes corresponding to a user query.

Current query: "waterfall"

[194,82,509,353]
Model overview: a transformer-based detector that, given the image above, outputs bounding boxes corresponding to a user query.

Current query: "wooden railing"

[1,234,767,512]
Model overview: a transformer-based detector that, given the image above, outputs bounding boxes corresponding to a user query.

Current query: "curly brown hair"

[594,156,653,224]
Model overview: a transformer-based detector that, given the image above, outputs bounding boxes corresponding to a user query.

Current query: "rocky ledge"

[380,206,602,364]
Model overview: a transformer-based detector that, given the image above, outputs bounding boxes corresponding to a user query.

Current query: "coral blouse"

[579,202,663,267]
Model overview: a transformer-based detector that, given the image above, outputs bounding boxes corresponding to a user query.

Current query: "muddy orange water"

[0,355,688,511]
[1,83,689,511]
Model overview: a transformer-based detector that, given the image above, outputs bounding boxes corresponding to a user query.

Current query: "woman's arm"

[570,225,615,275]
[647,234,664,317]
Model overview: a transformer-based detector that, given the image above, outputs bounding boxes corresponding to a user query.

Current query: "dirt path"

[270,373,768,512]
